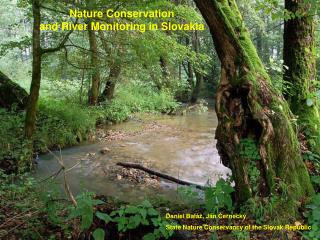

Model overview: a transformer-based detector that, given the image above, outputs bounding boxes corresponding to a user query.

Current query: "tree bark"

[98,31,121,101]
[160,56,169,80]
[256,28,263,59]
[25,0,41,139]
[262,17,271,63]
[25,1,74,140]
[191,31,203,103]
[186,36,194,89]
[194,0,313,216]
[0,71,28,110]
[156,56,170,90]
[117,162,205,190]
[87,28,100,105]
[100,64,121,101]
[283,0,320,153]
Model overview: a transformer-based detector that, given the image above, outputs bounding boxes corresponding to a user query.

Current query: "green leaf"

[92,228,105,240]
[127,215,142,229]
[147,208,159,216]
[151,217,160,226]
[81,205,94,230]
[117,217,127,232]
[96,211,112,224]
[143,233,156,240]
[139,208,147,219]
[141,200,152,208]
[210,232,218,240]
[311,176,320,186]
[125,206,139,214]
[159,225,168,237]
[141,218,149,225]
[82,214,93,230]
[110,210,118,217]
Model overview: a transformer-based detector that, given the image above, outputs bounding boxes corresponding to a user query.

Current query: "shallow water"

[35,111,230,202]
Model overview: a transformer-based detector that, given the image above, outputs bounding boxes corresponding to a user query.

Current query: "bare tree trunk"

[160,56,169,80]
[158,56,170,90]
[194,0,313,217]
[24,0,73,145]
[25,0,41,139]
[97,31,121,101]
[191,31,203,103]
[87,29,100,105]
[100,65,121,101]
[79,66,85,104]
[186,36,194,89]
[256,29,263,59]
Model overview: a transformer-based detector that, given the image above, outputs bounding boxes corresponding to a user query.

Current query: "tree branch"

[41,25,76,55]
[116,162,205,190]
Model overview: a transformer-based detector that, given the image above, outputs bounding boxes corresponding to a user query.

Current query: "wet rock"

[100,147,111,154]
[145,178,158,186]
[117,174,122,180]
[86,152,96,158]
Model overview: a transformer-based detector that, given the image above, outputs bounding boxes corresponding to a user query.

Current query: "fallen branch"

[38,159,80,182]
[46,148,78,207]
[0,210,39,238]
[0,208,38,229]
[116,162,205,190]
[38,167,63,183]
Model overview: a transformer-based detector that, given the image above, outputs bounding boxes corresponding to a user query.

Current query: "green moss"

[214,0,269,83]
[211,0,315,218]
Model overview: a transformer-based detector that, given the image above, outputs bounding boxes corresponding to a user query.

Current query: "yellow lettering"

[40,23,59,31]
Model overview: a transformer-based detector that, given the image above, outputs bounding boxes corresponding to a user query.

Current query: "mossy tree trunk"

[0,71,28,110]
[194,0,313,216]
[283,0,320,153]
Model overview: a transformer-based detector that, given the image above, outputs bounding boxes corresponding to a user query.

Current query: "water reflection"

[35,111,231,202]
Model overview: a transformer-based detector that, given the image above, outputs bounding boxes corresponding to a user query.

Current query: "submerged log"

[0,71,28,110]
[116,162,205,190]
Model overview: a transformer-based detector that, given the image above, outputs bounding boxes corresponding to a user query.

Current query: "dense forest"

[1,0,320,239]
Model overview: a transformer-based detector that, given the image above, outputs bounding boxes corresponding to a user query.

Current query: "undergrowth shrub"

[0,83,179,171]
[96,84,179,123]
[0,100,96,172]
[0,109,31,172]
[35,99,96,151]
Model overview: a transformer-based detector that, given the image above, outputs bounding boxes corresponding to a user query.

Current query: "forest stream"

[34,111,231,203]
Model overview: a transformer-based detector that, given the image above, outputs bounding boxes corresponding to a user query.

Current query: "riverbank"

[35,110,227,202]
[0,84,180,173]
[1,107,218,239]
[0,167,306,240]
[1,87,318,240]
[1,108,318,239]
